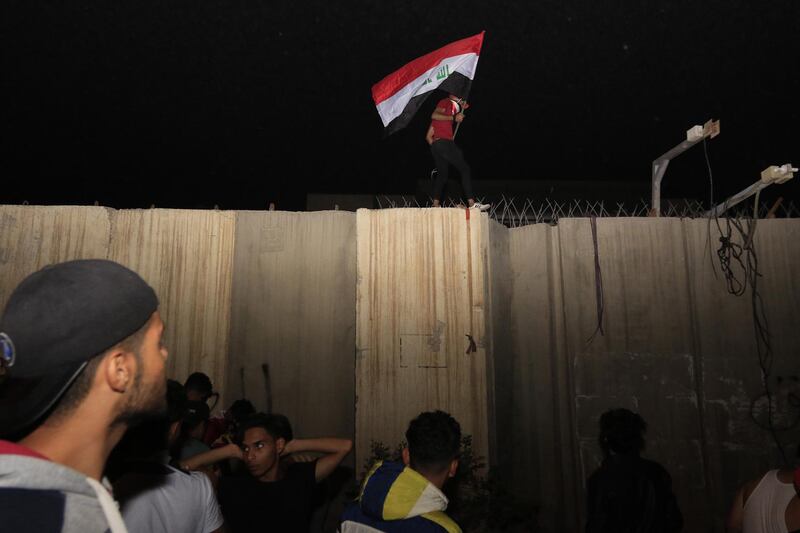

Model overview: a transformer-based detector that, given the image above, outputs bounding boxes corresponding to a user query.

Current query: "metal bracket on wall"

[705,164,797,218]
[651,119,720,217]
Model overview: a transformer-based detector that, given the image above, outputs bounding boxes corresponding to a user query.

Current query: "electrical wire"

[703,141,795,465]
[586,216,605,344]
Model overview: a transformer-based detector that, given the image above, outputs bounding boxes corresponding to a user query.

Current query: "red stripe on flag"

[371,31,484,105]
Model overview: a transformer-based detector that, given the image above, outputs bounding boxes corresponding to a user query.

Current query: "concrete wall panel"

[0,205,112,307]
[509,217,800,532]
[226,210,356,443]
[483,217,514,477]
[107,209,236,403]
[355,208,491,470]
[682,218,800,529]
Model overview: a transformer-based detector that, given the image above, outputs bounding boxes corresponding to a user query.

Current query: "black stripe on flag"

[383,72,473,137]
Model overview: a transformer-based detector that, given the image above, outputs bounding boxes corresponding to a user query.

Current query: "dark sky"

[2,1,798,211]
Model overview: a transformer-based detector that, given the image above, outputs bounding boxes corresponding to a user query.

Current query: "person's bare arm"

[180,443,242,471]
[431,110,453,121]
[725,485,745,533]
[432,107,465,121]
[425,126,435,145]
[283,438,353,482]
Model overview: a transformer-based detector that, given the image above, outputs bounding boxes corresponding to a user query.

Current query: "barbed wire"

[372,196,800,228]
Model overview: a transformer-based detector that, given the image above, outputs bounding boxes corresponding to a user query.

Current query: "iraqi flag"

[372,31,485,136]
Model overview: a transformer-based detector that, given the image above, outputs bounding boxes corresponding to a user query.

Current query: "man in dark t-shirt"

[190,412,352,533]
[219,459,317,532]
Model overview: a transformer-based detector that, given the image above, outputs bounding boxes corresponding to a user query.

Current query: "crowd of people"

[0,259,797,532]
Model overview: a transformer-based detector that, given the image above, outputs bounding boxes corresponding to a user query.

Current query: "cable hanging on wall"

[703,139,798,465]
[586,216,605,345]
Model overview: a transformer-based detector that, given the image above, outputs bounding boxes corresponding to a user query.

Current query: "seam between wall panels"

[680,219,715,526]
[553,221,583,532]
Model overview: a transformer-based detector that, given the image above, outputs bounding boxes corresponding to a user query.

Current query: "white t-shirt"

[114,463,223,533]
[743,469,797,533]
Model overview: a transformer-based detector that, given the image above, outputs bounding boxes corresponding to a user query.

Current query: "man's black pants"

[430,139,473,201]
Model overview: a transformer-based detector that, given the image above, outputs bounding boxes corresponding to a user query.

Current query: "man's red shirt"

[430,98,461,141]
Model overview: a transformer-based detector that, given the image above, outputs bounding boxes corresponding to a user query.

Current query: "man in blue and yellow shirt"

[340,410,462,533]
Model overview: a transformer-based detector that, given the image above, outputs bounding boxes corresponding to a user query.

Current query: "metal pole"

[651,120,720,216]
[704,180,769,219]
[705,165,796,218]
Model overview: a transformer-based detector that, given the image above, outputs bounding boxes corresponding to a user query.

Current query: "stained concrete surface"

[507,218,800,532]
[2,206,798,533]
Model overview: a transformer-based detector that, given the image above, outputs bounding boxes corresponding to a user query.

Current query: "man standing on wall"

[426,93,489,211]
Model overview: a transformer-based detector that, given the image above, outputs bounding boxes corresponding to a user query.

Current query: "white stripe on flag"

[375,52,479,127]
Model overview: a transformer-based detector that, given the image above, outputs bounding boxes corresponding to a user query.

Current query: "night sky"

[2,1,798,211]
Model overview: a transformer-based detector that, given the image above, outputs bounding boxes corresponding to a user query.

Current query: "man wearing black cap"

[0,259,168,533]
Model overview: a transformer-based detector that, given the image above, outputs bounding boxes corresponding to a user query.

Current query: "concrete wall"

[683,218,800,527]
[483,216,514,478]
[3,205,798,533]
[0,206,236,400]
[0,206,112,300]
[106,208,236,401]
[508,222,583,532]
[354,208,492,470]
[0,205,358,448]
[566,218,708,530]
[225,210,356,444]
[507,218,800,532]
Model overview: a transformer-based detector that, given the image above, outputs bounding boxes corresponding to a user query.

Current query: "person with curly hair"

[585,408,683,533]
[340,410,463,532]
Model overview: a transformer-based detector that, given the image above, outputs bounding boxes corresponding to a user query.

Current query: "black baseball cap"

[0,259,159,438]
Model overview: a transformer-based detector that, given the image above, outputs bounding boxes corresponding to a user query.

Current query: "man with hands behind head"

[183,412,352,533]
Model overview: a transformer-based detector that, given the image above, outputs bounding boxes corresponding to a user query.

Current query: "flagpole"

[452,98,466,139]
